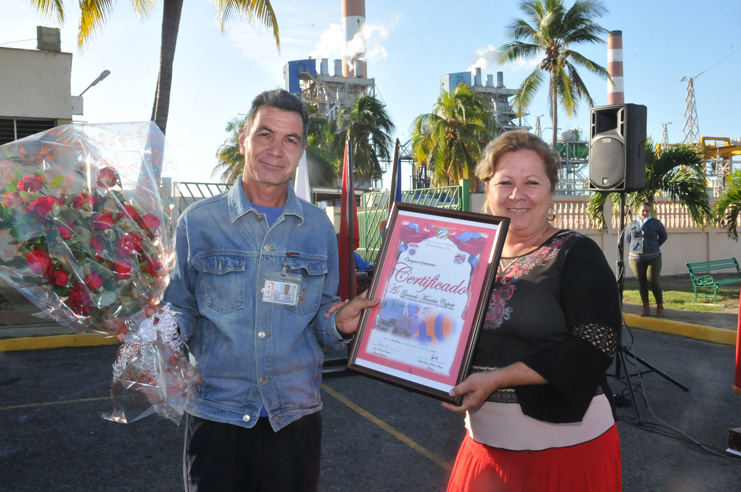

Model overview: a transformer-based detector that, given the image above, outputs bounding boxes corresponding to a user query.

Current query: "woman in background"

[626,202,668,317]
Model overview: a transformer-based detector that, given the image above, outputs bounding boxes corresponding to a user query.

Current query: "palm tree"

[334,94,395,182]
[714,169,741,240]
[213,110,339,188]
[304,111,340,188]
[27,0,279,135]
[499,0,611,148]
[411,84,492,187]
[586,139,712,230]
[213,116,246,183]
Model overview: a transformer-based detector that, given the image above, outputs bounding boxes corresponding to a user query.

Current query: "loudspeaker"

[589,104,647,192]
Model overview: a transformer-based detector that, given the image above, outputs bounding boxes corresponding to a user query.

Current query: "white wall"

[0,47,74,119]
[470,192,739,277]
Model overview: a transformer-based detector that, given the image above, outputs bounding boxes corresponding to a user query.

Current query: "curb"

[1,313,735,352]
[0,333,118,352]
[623,313,736,346]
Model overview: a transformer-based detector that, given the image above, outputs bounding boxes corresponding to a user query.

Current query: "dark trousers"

[183,412,322,492]
[629,257,663,304]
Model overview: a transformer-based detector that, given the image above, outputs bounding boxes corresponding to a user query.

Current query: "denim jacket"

[626,217,667,260]
[164,182,348,431]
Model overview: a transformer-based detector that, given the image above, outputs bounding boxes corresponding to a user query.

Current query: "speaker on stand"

[588,104,688,421]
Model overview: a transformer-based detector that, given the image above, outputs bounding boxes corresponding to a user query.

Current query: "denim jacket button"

[242,415,251,423]
[258,331,266,338]
[260,377,267,384]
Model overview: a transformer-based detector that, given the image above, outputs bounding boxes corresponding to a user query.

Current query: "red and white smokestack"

[342,0,367,78]
[607,30,624,105]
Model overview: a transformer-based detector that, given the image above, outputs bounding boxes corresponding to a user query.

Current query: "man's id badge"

[262,271,301,306]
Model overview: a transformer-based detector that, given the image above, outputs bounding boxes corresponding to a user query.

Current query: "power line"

[0,38,36,46]
[628,47,741,97]
[686,47,741,80]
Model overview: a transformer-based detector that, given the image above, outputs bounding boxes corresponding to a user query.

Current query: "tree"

[333,94,394,183]
[213,109,339,188]
[411,84,492,187]
[714,169,741,240]
[304,110,340,188]
[212,116,246,183]
[499,0,611,148]
[586,139,713,230]
[27,0,279,135]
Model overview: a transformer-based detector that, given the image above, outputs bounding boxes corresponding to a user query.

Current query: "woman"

[626,202,668,317]
[443,131,622,492]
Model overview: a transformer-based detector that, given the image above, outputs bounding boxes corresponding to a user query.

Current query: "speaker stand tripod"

[609,193,689,422]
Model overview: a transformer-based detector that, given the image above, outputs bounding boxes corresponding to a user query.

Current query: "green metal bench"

[685,258,741,303]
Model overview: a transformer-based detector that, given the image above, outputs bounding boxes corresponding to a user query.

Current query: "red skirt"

[446,424,621,492]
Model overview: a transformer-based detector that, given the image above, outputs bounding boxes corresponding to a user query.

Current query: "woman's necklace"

[500,226,554,272]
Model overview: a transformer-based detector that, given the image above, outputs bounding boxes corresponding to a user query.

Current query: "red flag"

[734,290,741,393]
[338,141,359,300]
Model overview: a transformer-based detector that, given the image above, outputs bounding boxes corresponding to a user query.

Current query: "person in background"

[443,131,622,492]
[626,201,668,318]
[354,251,374,271]
[163,89,378,492]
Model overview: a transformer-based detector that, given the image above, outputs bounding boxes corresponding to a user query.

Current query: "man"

[163,89,379,491]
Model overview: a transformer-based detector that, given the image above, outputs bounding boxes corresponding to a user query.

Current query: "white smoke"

[311,15,400,63]
[468,43,540,73]
[467,44,500,72]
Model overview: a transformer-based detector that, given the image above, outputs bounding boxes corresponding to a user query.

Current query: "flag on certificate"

[294,152,311,202]
[338,141,358,299]
[734,290,741,393]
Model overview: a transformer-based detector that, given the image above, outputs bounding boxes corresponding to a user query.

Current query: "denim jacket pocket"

[200,254,247,314]
[282,256,327,316]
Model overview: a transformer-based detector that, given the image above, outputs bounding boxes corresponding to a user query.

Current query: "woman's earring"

[547,203,556,221]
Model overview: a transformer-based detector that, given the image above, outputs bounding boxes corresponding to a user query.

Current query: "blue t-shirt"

[253,203,284,227]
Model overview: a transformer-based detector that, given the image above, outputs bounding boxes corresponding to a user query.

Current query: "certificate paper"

[348,203,508,404]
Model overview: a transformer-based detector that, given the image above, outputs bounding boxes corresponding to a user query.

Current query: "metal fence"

[359,184,466,263]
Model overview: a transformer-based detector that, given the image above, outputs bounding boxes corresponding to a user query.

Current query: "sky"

[2,0,740,188]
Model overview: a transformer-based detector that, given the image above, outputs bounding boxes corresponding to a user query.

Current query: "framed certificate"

[347,202,509,404]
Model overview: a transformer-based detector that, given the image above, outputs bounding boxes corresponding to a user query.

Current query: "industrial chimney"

[342,0,367,78]
[607,30,624,104]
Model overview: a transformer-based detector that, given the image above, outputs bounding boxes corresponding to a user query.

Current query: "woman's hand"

[442,362,547,414]
[442,370,500,414]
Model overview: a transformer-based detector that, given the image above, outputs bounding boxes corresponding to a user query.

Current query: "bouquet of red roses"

[0,122,198,424]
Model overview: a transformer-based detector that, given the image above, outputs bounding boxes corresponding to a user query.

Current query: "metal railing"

[359,184,466,263]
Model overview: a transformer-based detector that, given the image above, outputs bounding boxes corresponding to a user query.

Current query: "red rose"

[93,213,115,230]
[97,167,119,188]
[138,213,161,232]
[122,205,141,222]
[142,255,162,276]
[27,196,56,217]
[113,260,132,280]
[57,220,75,240]
[68,282,94,316]
[5,192,22,207]
[17,175,42,192]
[116,232,144,257]
[90,236,105,259]
[51,268,69,287]
[25,248,53,278]
[85,272,103,290]
[72,193,99,209]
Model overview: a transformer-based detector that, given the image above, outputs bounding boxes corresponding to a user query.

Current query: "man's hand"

[334,291,380,336]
